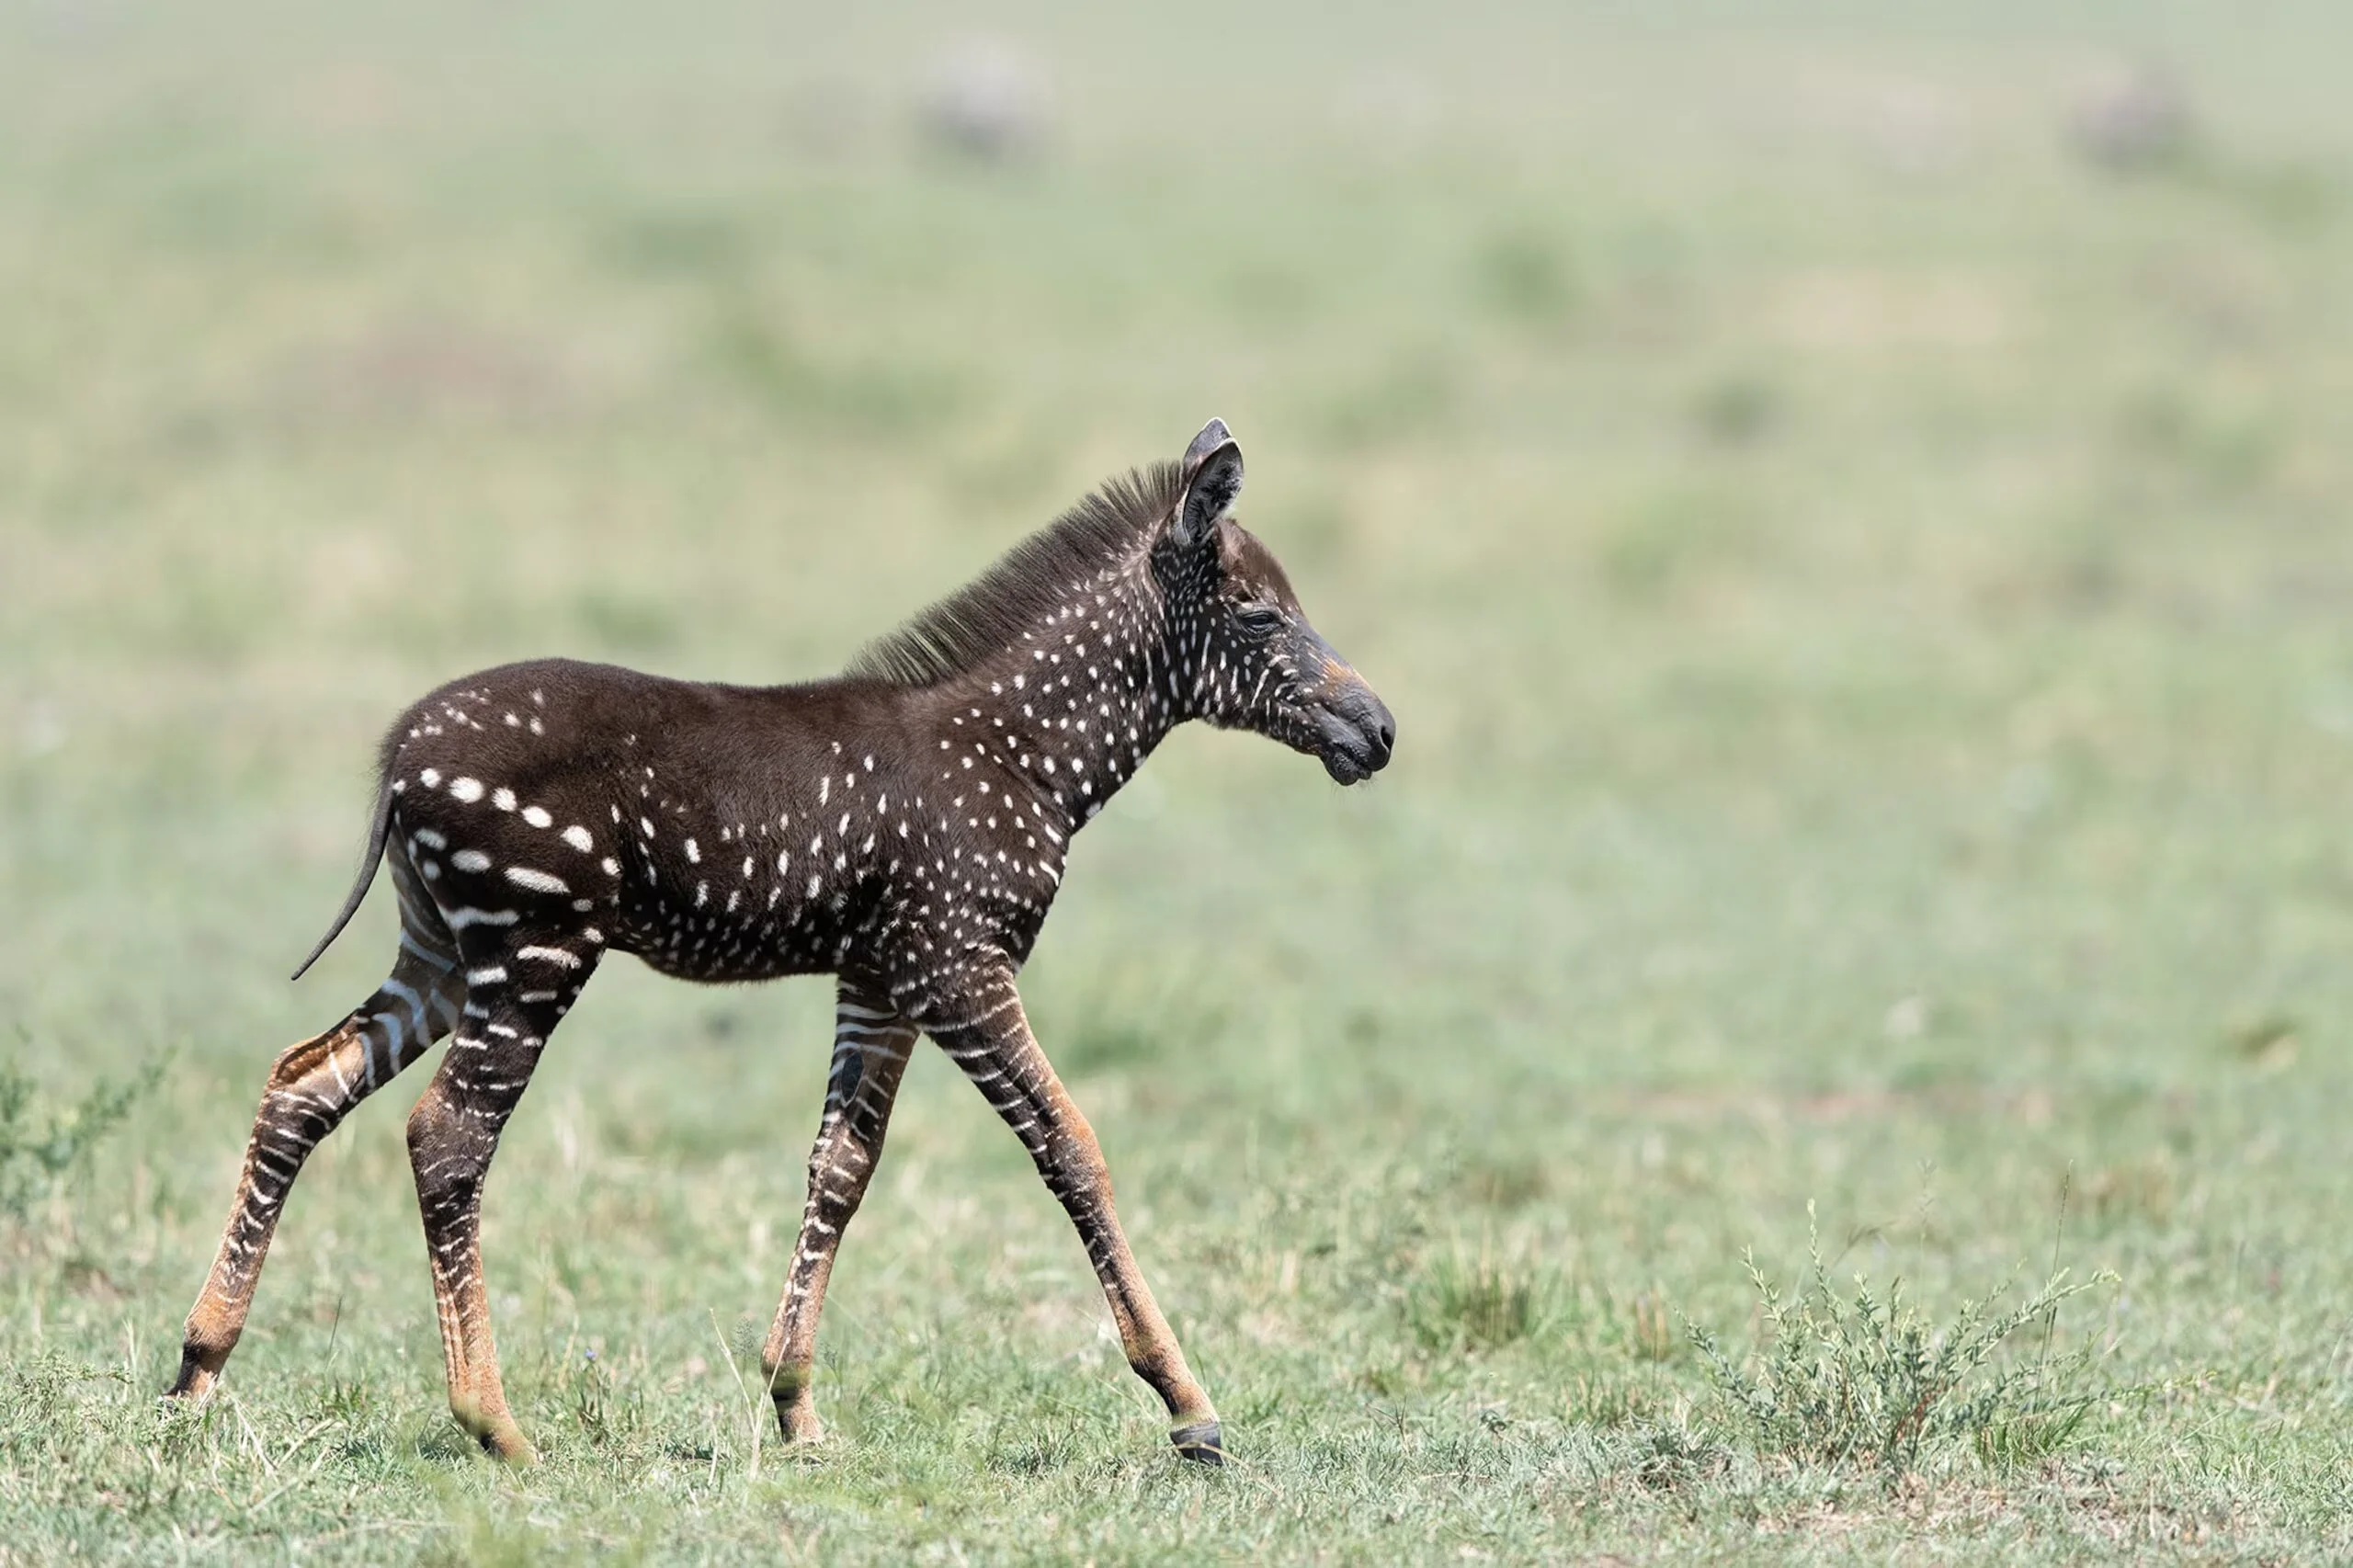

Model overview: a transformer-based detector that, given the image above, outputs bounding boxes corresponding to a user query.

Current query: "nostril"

[1378,716,1395,752]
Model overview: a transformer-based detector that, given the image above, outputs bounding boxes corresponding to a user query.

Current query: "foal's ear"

[1173,418,1245,550]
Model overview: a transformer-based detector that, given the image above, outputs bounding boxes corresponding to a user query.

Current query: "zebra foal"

[166,420,1394,1465]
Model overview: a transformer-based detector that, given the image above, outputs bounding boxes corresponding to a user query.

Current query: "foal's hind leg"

[405,932,599,1463]
[760,982,915,1445]
[169,897,462,1401]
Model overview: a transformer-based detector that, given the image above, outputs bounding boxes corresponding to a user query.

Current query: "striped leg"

[761,983,915,1445]
[404,933,597,1463]
[928,970,1223,1463]
[169,887,461,1402]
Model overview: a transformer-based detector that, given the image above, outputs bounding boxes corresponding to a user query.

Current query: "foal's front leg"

[927,967,1223,1462]
[761,982,915,1445]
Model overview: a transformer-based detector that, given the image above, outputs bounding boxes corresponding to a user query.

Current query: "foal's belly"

[610,887,862,984]
[622,939,827,984]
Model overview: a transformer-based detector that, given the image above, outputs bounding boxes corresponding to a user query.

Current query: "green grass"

[6,1,2353,1561]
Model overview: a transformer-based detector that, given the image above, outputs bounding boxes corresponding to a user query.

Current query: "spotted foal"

[166,420,1394,1465]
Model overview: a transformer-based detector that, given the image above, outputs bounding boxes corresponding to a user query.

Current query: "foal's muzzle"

[1313,678,1395,786]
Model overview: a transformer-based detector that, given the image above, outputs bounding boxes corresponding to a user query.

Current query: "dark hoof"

[165,1347,222,1402]
[1170,1419,1224,1465]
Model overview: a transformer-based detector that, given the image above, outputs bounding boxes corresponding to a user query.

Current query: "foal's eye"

[1237,604,1284,631]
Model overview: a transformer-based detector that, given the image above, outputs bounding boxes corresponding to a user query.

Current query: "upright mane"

[847,461,1180,688]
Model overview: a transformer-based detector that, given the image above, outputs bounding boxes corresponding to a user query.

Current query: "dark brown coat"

[167,420,1392,1465]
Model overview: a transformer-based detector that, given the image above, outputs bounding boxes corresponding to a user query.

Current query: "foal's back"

[383,658,925,986]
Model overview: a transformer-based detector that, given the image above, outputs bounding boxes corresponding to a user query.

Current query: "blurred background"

[5,1,2353,1555]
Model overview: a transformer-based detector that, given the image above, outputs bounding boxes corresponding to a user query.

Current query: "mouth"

[1322,748,1375,786]
[1313,698,1395,786]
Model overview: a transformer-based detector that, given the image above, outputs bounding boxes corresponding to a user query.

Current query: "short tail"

[290,777,398,981]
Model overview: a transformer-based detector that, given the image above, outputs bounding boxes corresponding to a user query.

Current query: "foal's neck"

[914,561,1183,838]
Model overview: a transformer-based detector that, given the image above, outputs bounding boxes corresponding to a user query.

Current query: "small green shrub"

[1688,1207,2113,1477]
[0,1052,166,1226]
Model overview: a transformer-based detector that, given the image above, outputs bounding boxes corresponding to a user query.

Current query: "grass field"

[6,3,2353,1561]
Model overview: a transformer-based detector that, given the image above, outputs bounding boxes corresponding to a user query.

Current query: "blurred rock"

[2068,62,2196,172]
[918,38,1054,164]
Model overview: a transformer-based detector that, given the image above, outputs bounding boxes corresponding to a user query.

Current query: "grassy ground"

[6,2,2353,1561]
